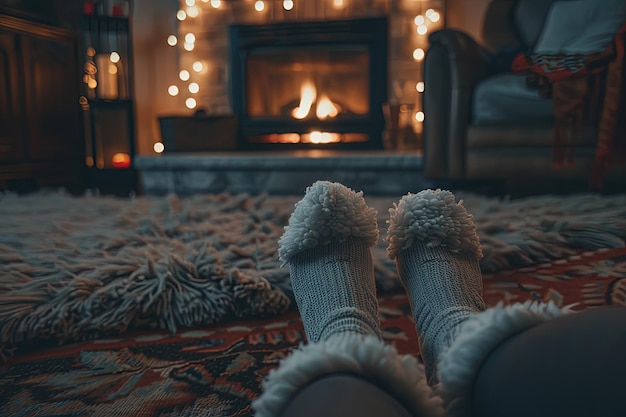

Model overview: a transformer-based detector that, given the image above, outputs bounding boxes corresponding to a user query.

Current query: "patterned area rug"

[1,247,625,416]
[1,191,626,360]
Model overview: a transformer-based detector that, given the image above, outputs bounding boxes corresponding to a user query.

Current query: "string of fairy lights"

[156,0,443,153]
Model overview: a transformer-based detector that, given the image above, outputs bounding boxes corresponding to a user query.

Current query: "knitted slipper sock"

[386,189,485,383]
[277,180,381,342]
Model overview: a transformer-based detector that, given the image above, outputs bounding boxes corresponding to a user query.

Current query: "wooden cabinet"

[0,14,84,192]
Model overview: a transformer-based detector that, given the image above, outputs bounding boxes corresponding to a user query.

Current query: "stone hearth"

[135,150,431,196]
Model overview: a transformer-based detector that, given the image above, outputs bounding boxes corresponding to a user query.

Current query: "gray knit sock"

[278,181,381,343]
[386,189,485,383]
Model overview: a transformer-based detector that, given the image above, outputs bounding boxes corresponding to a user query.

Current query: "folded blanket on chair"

[512,23,626,190]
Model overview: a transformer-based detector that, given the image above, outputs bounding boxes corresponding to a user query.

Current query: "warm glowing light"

[429,11,440,22]
[415,111,425,122]
[109,52,120,63]
[254,0,265,11]
[154,142,165,153]
[416,81,425,92]
[179,70,190,81]
[108,64,118,74]
[413,48,425,61]
[310,131,323,144]
[425,8,435,17]
[86,156,94,167]
[185,33,196,43]
[283,0,293,10]
[192,61,204,72]
[184,42,195,51]
[112,153,131,169]
[414,15,425,25]
[292,80,316,119]
[309,131,339,144]
[87,47,96,57]
[185,98,197,109]
[210,0,220,8]
[167,35,177,46]
[187,6,199,17]
[88,78,98,89]
[177,10,187,20]
[185,0,195,6]
[189,82,199,93]
[417,25,428,35]
[333,0,344,8]
[316,95,339,119]
[168,85,179,96]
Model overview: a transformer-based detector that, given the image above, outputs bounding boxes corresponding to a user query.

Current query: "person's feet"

[278,180,381,342]
[386,189,485,383]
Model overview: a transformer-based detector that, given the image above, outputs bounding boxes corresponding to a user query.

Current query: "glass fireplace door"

[244,45,371,144]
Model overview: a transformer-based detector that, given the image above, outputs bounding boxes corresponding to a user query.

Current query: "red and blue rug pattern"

[1,248,625,416]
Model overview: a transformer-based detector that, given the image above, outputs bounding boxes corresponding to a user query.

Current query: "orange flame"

[292,80,316,119]
[316,95,339,119]
[292,81,340,120]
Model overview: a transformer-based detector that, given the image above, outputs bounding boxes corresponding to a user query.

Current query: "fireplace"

[228,17,388,150]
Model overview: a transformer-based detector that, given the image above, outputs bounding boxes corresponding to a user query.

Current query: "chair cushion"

[534,0,626,54]
[472,73,553,125]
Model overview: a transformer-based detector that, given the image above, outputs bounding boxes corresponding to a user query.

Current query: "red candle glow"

[83,1,96,15]
[111,152,131,168]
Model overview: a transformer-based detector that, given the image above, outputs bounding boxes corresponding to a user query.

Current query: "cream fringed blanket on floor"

[1,190,626,358]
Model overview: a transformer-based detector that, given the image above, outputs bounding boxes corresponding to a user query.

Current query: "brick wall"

[171,0,444,128]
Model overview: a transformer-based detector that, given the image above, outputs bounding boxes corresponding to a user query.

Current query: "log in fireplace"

[228,17,388,150]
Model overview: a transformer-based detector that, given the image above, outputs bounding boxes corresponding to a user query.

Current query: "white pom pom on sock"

[279,181,378,265]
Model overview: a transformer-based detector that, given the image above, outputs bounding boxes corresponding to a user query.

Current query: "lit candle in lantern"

[112,152,131,168]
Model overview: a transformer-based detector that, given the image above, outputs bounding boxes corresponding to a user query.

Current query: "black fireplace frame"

[228,17,388,151]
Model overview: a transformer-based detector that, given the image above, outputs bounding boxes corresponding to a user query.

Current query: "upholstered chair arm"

[423,29,491,179]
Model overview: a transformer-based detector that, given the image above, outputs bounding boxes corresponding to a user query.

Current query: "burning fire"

[292,80,316,119]
[316,95,339,119]
[292,80,340,120]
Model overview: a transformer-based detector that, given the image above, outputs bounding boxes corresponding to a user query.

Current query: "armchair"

[422,0,626,186]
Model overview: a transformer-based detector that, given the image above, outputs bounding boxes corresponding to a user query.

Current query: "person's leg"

[252,181,443,417]
[276,180,382,343]
[386,189,486,383]
[472,306,626,417]
[280,374,413,417]
[386,189,567,414]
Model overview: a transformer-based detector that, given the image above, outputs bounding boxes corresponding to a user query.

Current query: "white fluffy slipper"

[278,181,379,265]
[386,189,483,261]
[436,301,569,416]
[252,332,445,417]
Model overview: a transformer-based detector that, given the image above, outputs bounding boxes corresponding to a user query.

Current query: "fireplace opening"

[229,17,388,150]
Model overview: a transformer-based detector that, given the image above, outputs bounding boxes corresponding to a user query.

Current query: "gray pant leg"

[280,374,414,417]
[472,307,626,417]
